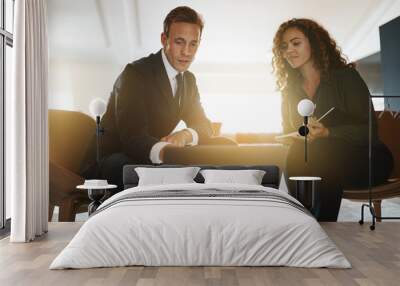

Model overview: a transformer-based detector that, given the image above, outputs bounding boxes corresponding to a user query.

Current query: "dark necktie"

[175,73,184,111]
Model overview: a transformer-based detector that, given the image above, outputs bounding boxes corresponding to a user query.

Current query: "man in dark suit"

[82,6,213,190]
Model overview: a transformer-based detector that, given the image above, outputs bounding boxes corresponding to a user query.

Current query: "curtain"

[9,0,49,242]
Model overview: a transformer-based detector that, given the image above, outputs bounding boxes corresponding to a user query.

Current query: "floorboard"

[1,222,400,286]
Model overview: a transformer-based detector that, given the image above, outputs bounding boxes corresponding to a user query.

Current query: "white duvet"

[50,183,351,269]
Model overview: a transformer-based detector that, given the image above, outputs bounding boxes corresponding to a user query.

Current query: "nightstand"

[76,184,117,215]
[289,176,321,210]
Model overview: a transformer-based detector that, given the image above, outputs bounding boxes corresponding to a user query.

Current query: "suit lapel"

[153,50,173,100]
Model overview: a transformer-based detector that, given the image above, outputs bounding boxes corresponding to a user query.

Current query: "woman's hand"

[308,118,330,140]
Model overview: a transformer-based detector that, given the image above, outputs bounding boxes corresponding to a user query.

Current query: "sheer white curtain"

[9,0,49,242]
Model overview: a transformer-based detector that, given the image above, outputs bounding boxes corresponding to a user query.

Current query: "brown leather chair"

[49,109,95,221]
[343,111,400,221]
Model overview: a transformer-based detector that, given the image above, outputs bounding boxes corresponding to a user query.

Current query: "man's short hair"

[163,6,204,37]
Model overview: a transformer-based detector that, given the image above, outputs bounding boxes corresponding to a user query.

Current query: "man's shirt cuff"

[186,128,198,145]
[150,142,171,164]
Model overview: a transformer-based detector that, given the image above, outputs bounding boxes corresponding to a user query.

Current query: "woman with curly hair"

[272,18,393,221]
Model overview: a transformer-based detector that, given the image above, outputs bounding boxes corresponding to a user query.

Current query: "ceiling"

[47,0,400,67]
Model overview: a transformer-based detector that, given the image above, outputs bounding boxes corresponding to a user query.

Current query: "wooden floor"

[1,222,400,286]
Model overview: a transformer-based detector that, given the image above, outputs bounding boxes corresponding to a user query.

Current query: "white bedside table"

[289,176,321,210]
[77,184,117,215]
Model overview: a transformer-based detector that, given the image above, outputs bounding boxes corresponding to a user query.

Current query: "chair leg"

[373,200,382,222]
[58,199,76,222]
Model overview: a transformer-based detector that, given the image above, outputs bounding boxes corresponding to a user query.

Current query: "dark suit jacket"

[91,50,212,165]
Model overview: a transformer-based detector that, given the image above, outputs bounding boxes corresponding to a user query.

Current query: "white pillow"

[135,167,200,186]
[200,169,266,185]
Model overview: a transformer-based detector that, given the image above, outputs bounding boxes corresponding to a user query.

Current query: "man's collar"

[161,49,180,80]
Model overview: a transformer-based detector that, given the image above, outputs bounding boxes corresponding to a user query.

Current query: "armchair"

[49,109,95,221]
[343,111,400,221]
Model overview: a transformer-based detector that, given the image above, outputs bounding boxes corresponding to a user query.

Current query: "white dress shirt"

[149,49,199,164]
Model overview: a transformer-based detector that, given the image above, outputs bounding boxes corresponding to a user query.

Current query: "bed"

[50,165,350,269]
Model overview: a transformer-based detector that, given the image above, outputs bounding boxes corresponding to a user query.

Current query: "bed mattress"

[50,183,350,269]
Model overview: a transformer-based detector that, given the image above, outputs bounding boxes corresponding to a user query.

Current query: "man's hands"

[159,129,193,162]
[308,118,330,141]
[160,129,193,147]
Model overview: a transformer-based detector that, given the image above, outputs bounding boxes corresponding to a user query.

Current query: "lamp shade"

[89,98,107,117]
[297,99,315,117]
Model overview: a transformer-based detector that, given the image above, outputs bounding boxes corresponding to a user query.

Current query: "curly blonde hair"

[272,18,354,91]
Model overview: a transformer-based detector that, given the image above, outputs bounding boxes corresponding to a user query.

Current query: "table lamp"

[297,99,315,162]
[89,98,107,165]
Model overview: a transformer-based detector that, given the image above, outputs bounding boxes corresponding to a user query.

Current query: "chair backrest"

[377,111,400,178]
[49,109,95,173]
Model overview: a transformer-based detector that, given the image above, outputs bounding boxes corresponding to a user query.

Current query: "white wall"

[49,59,124,116]
[344,0,400,61]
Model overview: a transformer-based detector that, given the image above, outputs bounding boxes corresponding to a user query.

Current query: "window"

[5,0,13,33]
[189,67,283,135]
[0,0,14,232]
[201,92,282,134]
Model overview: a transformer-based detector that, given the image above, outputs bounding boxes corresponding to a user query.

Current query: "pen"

[316,107,335,122]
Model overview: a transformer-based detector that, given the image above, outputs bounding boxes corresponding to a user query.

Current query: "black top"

[87,50,212,165]
[281,67,379,147]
